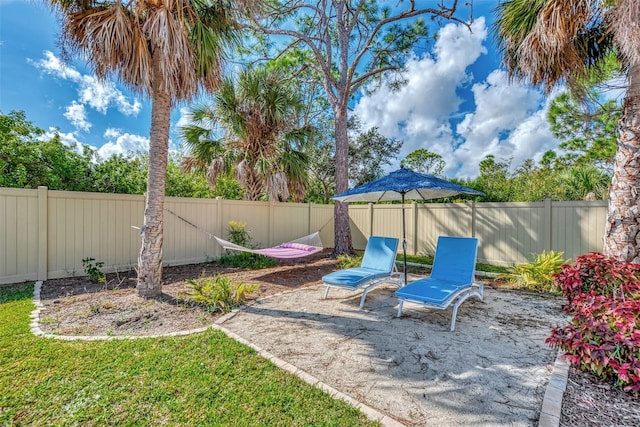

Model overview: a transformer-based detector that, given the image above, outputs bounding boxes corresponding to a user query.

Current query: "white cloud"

[175,106,193,130]
[64,101,92,132]
[354,17,561,179]
[31,51,81,81]
[98,128,149,158]
[32,50,142,116]
[356,19,487,140]
[451,70,555,177]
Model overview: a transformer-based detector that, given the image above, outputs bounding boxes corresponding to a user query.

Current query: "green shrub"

[507,250,569,294]
[227,221,251,246]
[337,253,362,268]
[218,252,276,269]
[82,257,106,284]
[186,274,259,313]
[219,221,277,269]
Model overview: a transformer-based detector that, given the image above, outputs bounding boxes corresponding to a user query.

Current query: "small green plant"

[218,252,277,269]
[219,221,276,269]
[507,250,569,294]
[82,257,106,284]
[336,253,362,268]
[227,221,251,246]
[186,274,259,313]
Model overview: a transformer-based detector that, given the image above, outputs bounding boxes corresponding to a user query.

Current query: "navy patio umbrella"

[332,167,484,285]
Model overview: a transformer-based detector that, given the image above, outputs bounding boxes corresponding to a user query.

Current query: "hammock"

[214,231,324,260]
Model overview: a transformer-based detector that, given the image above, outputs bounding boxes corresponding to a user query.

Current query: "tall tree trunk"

[603,64,640,263]
[333,104,354,255]
[137,55,171,297]
[244,167,264,201]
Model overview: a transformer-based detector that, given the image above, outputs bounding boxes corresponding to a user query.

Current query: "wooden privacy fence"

[1,186,608,284]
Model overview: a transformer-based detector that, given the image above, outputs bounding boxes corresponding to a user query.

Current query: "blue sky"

[0,0,560,178]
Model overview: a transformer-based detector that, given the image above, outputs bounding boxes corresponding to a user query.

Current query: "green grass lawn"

[0,284,378,426]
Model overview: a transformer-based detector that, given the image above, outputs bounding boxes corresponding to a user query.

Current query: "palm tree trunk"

[603,63,640,263]
[245,167,264,201]
[333,104,354,255]
[137,54,171,297]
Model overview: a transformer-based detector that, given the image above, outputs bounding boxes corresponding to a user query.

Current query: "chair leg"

[450,304,459,332]
[323,286,330,300]
[359,289,369,308]
[396,300,404,317]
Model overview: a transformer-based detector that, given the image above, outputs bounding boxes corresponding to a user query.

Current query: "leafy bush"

[218,221,276,269]
[227,221,251,246]
[186,274,259,313]
[218,252,276,269]
[82,257,106,284]
[507,250,569,294]
[337,253,362,268]
[546,253,640,395]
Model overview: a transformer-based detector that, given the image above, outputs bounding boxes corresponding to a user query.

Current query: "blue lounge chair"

[323,236,401,308]
[395,236,483,331]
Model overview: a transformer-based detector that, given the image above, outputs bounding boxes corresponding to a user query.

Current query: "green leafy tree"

[91,153,147,195]
[305,139,336,204]
[400,149,446,176]
[510,159,562,202]
[165,157,216,198]
[250,1,471,254]
[348,118,401,187]
[471,155,514,202]
[49,0,247,296]
[548,92,619,170]
[181,66,311,202]
[92,152,235,199]
[0,110,94,190]
[494,0,640,262]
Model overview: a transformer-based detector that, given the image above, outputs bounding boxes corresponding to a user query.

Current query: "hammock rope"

[163,207,333,258]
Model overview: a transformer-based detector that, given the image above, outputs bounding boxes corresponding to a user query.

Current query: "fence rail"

[0,186,608,284]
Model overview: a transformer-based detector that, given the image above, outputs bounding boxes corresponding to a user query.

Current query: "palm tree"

[494,0,640,263]
[180,66,310,202]
[48,0,246,296]
[562,164,611,201]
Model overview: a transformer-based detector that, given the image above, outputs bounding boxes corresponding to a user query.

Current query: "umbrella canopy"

[332,167,484,285]
[332,168,484,203]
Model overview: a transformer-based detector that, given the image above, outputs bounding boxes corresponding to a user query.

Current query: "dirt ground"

[34,251,638,426]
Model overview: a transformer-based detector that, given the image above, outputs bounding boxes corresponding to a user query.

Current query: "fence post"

[268,202,274,245]
[216,198,223,257]
[544,198,552,251]
[37,186,48,281]
[412,202,418,255]
[471,200,477,237]
[368,203,374,237]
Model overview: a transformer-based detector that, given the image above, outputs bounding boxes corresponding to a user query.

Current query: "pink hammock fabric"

[214,234,323,260]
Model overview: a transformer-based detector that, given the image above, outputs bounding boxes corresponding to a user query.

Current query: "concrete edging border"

[538,351,570,427]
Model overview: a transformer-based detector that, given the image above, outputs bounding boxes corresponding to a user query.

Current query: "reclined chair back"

[430,236,478,285]
[361,236,399,273]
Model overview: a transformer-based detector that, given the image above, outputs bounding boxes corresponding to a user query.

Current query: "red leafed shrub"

[546,253,640,394]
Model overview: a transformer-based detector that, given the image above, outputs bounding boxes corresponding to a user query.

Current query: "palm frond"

[608,0,640,66]
[206,157,225,187]
[493,0,607,92]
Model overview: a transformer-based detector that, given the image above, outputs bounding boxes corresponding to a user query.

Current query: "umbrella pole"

[402,193,407,286]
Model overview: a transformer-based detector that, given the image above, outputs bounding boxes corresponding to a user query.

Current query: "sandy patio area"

[219,282,566,426]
